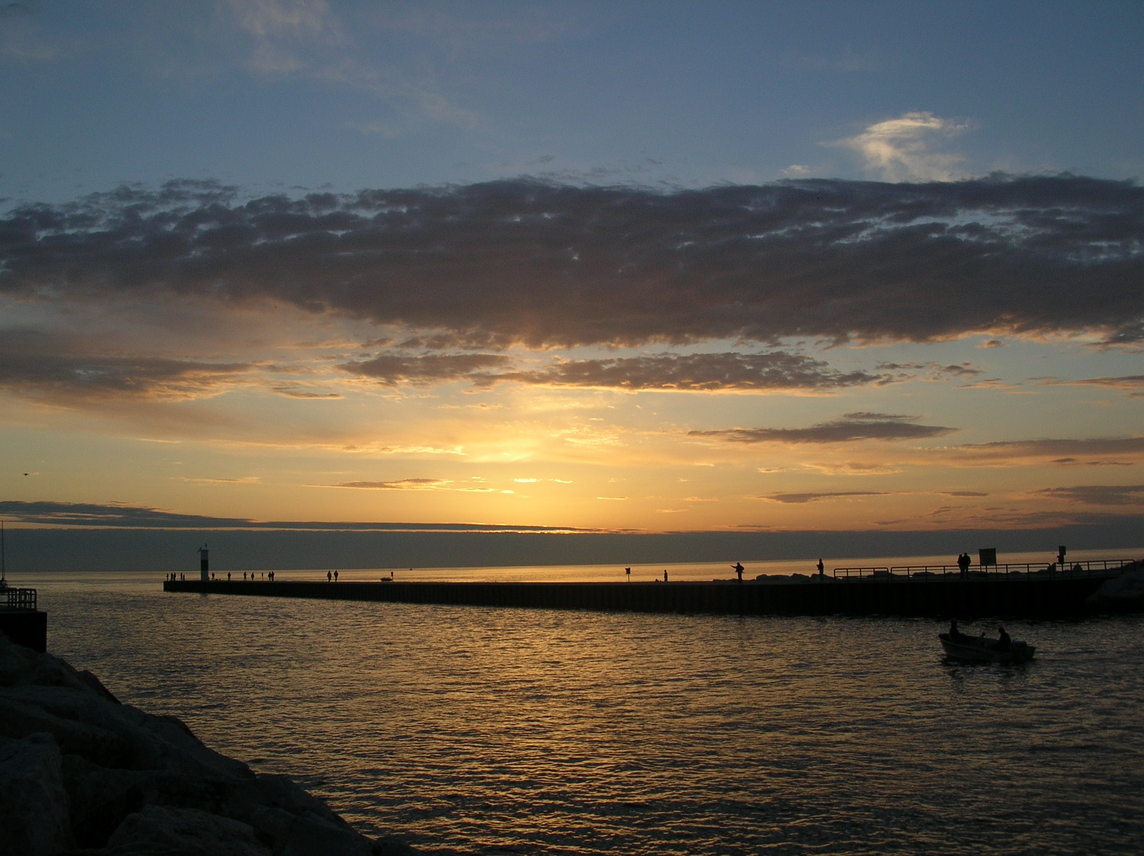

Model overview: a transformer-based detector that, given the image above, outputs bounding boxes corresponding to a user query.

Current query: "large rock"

[1087,563,1144,610]
[105,805,266,856]
[0,634,417,855]
[0,733,74,855]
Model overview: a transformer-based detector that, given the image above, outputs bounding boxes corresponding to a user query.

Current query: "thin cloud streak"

[0,500,573,531]
[1034,375,1144,397]
[950,437,1144,464]
[1034,485,1144,506]
[0,328,250,402]
[762,490,890,504]
[691,413,956,445]
[482,352,882,392]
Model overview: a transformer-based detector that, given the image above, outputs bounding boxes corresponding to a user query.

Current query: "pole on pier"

[198,544,209,582]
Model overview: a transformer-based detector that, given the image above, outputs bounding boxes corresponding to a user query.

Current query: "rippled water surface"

[26,569,1144,855]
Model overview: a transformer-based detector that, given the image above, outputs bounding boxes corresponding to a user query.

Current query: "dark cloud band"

[3,174,1140,348]
[691,412,955,444]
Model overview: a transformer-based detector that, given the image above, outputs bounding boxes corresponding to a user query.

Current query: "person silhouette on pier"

[733,562,744,582]
[957,553,971,576]
[327,570,332,582]
[817,558,825,577]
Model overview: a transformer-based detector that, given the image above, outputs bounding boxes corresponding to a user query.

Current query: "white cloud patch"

[837,112,971,182]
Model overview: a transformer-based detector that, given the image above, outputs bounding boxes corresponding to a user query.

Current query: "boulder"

[1088,564,1144,610]
[105,805,267,856]
[0,732,74,856]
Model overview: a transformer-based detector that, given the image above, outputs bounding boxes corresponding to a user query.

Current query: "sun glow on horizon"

[0,4,1141,559]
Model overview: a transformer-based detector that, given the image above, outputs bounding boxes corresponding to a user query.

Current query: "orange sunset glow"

[1,3,1141,570]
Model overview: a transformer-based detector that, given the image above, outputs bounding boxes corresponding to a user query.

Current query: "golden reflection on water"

[31,572,1144,856]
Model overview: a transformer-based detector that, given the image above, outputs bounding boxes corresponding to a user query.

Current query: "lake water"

[19,556,1144,855]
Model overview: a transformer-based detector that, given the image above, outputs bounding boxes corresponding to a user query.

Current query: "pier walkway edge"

[163,562,1142,619]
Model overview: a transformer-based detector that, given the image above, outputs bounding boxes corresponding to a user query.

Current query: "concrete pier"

[163,567,1139,619]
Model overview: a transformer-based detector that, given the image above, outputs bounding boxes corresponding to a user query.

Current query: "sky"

[1,1,1142,570]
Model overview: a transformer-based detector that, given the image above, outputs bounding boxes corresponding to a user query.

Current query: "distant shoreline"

[8,525,1142,575]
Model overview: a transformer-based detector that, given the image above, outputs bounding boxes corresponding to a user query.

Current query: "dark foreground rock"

[0,634,416,856]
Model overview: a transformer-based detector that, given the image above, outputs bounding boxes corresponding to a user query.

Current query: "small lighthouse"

[198,544,209,582]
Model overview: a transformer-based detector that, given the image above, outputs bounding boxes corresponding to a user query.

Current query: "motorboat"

[939,630,1035,663]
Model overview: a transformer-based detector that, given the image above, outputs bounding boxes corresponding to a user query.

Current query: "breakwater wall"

[0,608,47,652]
[1,585,46,652]
[163,571,1139,618]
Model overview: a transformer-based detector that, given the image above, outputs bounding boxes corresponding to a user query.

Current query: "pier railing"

[831,567,892,579]
[1,585,38,610]
[832,558,1136,581]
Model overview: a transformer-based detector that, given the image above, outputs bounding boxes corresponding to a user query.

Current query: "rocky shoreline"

[0,633,416,855]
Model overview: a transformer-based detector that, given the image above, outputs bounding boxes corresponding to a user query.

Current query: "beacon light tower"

[198,544,209,582]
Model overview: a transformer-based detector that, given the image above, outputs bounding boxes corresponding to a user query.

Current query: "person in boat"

[948,619,969,641]
[996,626,1011,651]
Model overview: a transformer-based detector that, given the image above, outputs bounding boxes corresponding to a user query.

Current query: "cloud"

[1,174,1141,383]
[801,461,903,476]
[0,327,249,402]
[214,1,489,132]
[761,490,890,504]
[1033,484,1144,506]
[690,412,956,445]
[337,478,448,490]
[225,0,336,41]
[0,1,60,62]
[341,352,511,386]
[1033,375,1144,397]
[176,476,261,486]
[0,499,566,530]
[950,436,1144,466]
[271,385,342,399]
[877,361,984,384]
[221,0,353,80]
[835,112,971,181]
[484,352,882,392]
[0,500,248,528]
[333,478,496,494]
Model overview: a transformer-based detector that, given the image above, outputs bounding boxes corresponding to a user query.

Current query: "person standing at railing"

[957,553,971,577]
